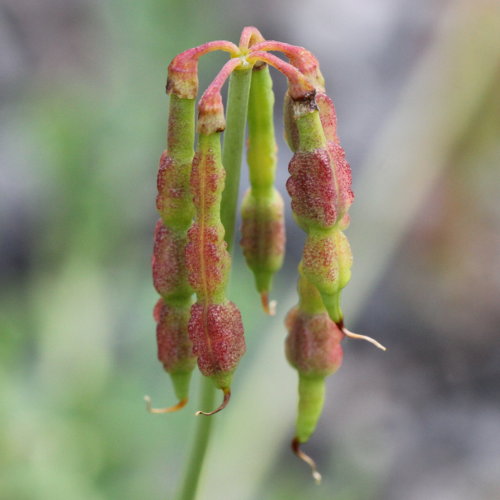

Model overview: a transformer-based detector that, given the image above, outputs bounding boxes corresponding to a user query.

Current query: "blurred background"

[1,0,499,499]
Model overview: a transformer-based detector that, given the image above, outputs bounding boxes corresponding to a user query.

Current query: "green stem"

[176,66,251,500]
[221,67,252,248]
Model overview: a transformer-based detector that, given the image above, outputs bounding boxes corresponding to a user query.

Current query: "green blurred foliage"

[1,0,499,499]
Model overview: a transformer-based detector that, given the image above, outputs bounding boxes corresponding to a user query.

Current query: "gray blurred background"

[1,0,499,499]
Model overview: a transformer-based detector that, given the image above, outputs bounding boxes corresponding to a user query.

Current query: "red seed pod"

[286,148,338,230]
[285,306,344,377]
[152,219,191,301]
[188,301,246,391]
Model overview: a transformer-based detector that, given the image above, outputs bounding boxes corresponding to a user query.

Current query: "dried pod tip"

[342,327,387,351]
[195,387,231,416]
[260,292,277,316]
[144,395,188,414]
[291,437,322,484]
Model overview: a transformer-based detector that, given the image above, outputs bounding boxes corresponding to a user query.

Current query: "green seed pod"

[148,79,197,414]
[241,64,285,313]
[240,188,285,312]
[285,76,385,353]
[285,271,344,481]
[301,228,352,324]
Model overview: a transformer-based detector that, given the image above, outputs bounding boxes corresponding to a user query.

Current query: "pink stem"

[168,40,240,99]
[171,40,239,69]
[239,26,265,49]
[250,41,323,88]
[198,58,243,114]
[247,51,314,99]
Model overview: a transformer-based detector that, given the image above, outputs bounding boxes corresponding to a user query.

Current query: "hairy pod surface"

[152,220,191,301]
[240,189,285,294]
[285,306,344,377]
[287,148,338,230]
[186,133,230,302]
[154,299,196,400]
[188,301,246,390]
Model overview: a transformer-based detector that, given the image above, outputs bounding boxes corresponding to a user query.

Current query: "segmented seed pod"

[285,95,352,323]
[285,270,344,481]
[149,77,198,413]
[186,72,246,413]
[241,63,285,313]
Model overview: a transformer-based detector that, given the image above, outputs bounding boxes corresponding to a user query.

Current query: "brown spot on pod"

[287,149,338,229]
[188,301,246,389]
[285,306,344,377]
[152,220,191,300]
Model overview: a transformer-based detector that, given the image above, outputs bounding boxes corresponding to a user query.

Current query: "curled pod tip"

[144,394,188,414]
[195,387,231,416]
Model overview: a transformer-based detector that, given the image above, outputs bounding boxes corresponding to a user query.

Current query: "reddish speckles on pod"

[188,301,246,388]
[287,149,338,230]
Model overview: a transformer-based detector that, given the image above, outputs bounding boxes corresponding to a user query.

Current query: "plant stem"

[220,66,252,248]
[176,66,251,500]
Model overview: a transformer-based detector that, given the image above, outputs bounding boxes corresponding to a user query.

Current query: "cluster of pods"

[148,26,385,480]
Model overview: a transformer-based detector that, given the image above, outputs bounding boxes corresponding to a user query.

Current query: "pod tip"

[195,388,231,416]
[342,327,386,351]
[144,395,188,414]
[291,437,322,484]
[261,292,277,316]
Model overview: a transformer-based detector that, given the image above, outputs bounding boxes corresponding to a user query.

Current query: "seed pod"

[186,75,246,413]
[284,72,385,353]
[301,229,352,324]
[241,64,285,313]
[240,189,285,313]
[285,271,344,482]
[148,73,197,414]
[154,298,195,404]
